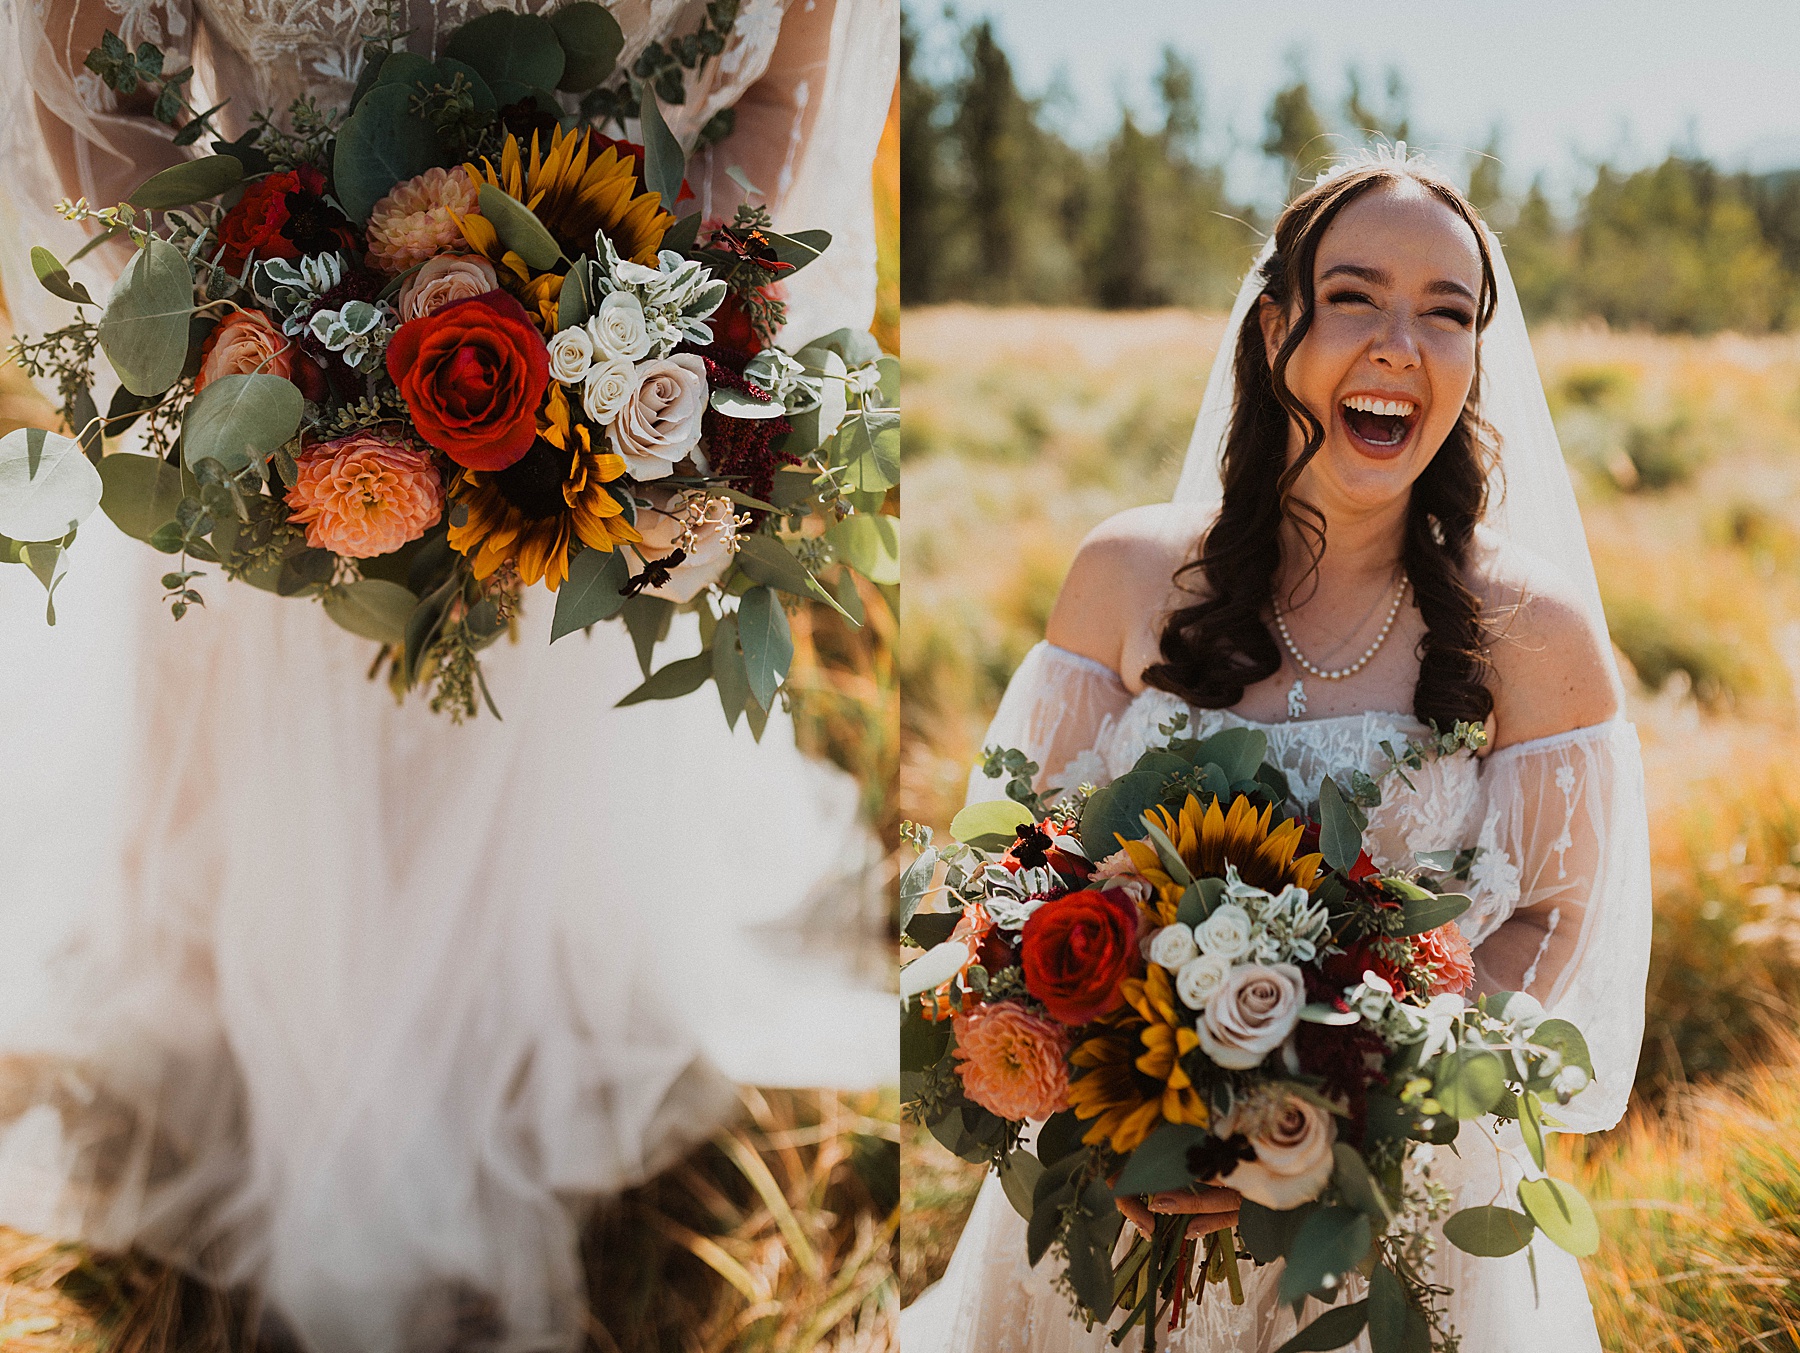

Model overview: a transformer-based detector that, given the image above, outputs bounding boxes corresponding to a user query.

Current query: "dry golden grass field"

[901,304,1800,1349]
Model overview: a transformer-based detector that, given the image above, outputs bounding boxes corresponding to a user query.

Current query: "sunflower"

[446,384,641,591]
[1068,966,1209,1154]
[1121,793,1323,925]
[455,126,674,328]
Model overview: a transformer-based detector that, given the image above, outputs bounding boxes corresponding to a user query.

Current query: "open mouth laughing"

[1339,393,1419,453]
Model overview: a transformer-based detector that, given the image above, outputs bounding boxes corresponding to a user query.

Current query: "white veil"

[1172,151,1615,672]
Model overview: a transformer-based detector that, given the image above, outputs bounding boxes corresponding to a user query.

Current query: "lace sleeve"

[963,642,1135,808]
[1465,720,1652,1131]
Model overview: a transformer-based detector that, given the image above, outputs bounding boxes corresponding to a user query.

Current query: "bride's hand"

[1115,1185,1240,1240]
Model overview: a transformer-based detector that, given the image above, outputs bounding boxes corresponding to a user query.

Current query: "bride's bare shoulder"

[1467,526,1619,748]
[1045,503,1213,677]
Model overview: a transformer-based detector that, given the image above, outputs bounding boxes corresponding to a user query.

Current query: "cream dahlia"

[365,168,481,276]
[285,431,445,558]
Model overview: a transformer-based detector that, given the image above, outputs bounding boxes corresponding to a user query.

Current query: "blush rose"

[195,310,294,390]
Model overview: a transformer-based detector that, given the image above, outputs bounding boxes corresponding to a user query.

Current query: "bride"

[903,149,1652,1352]
[0,0,896,1349]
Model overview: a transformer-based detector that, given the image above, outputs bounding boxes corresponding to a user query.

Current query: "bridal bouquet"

[0,0,897,723]
[901,719,1600,1352]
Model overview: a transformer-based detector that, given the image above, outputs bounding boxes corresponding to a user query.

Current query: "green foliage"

[331,82,447,223]
[902,12,1800,332]
[98,240,194,397]
[0,428,102,544]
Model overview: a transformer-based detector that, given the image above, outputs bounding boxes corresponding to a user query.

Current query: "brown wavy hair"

[1141,160,1501,728]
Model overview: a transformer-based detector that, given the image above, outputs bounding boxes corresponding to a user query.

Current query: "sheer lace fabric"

[907,642,1650,1352]
[0,2,897,1349]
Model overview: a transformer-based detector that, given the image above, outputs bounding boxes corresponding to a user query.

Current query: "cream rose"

[395,254,500,321]
[628,488,739,602]
[1196,961,1304,1069]
[583,357,636,426]
[1196,903,1254,961]
[1220,1094,1338,1210]
[547,326,595,384]
[1175,952,1232,1010]
[589,291,654,362]
[1148,924,1200,971]
[196,309,294,390]
[607,354,708,480]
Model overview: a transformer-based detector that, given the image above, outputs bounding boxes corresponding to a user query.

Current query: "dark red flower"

[385,291,551,471]
[710,289,765,355]
[695,348,797,509]
[217,166,355,271]
[1348,850,1381,883]
[1020,889,1141,1027]
[1320,939,1405,994]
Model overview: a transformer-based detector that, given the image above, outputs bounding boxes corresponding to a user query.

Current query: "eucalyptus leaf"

[478,183,565,271]
[1395,891,1473,937]
[1517,1177,1599,1257]
[1433,1048,1507,1119]
[1367,1263,1408,1353]
[1519,1089,1547,1170]
[1331,1142,1392,1226]
[1112,1123,1212,1197]
[733,534,852,619]
[1317,776,1364,872]
[796,327,882,368]
[322,578,417,645]
[898,847,937,928]
[948,797,1033,849]
[550,545,629,640]
[1185,726,1268,782]
[557,260,591,329]
[18,539,67,624]
[1278,1206,1372,1306]
[548,1,623,90]
[616,650,712,706]
[998,1148,1044,1222]
[711,611,749,729]
[709,387,786,420]
[276,547,335,597]
[99,240,195,397]
[332,82,448,224]
[30,247,94,306]
[737,584,792,711]
[1443,1205,1536,1258]
[1076,767,1168,861]
[762,228,831,273]
[825,513,899,585]
[128,154,243,210]
[181,373,303,474]
[1530,1018,1595,1079]
[0,428,102,543]
[98,452,192,542]
[639,84,685,208]
[1238,1199,1315,1265]
[443,9,565,92]
[1274,1300,1368,1353]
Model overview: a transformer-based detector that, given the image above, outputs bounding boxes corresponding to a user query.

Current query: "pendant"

[1287,678,1307,719]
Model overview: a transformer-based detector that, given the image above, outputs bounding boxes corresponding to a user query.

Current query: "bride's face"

[1260,183,1483,514]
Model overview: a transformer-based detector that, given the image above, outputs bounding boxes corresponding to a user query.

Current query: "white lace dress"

[903,642,1654,1353]
[0,3,897,1351]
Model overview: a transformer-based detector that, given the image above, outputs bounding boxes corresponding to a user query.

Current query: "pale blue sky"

[911,0,1800,209]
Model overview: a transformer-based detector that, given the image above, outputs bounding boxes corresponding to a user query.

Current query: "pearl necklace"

[1272,574,1409,717]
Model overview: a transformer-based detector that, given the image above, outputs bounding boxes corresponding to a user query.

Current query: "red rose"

[217,166,355,271]
[1020,889,1141,1026]
[385,291,551,471]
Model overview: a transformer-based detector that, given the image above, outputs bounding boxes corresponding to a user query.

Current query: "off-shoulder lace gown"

[902,643,1652,1353]
[0,2,897,1351]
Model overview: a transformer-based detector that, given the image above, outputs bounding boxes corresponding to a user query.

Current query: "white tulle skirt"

[0,519,890,1352]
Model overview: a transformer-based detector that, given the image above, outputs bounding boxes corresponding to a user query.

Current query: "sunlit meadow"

[900,305,1800,1344]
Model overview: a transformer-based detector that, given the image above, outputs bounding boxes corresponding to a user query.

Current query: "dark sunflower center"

[492,439,569,520]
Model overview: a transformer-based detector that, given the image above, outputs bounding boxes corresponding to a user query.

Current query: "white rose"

[1195,903,1254,961]
[589,291,654,362]
[1196,962,1305,1070]
[628,488,740,603]
[1148,924,1200,971]
[547,325,595,384]
[583,357,636,426]
[606,354,708,480]
[1220,1094,1338,1210]
[1175,952,1232,1010]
